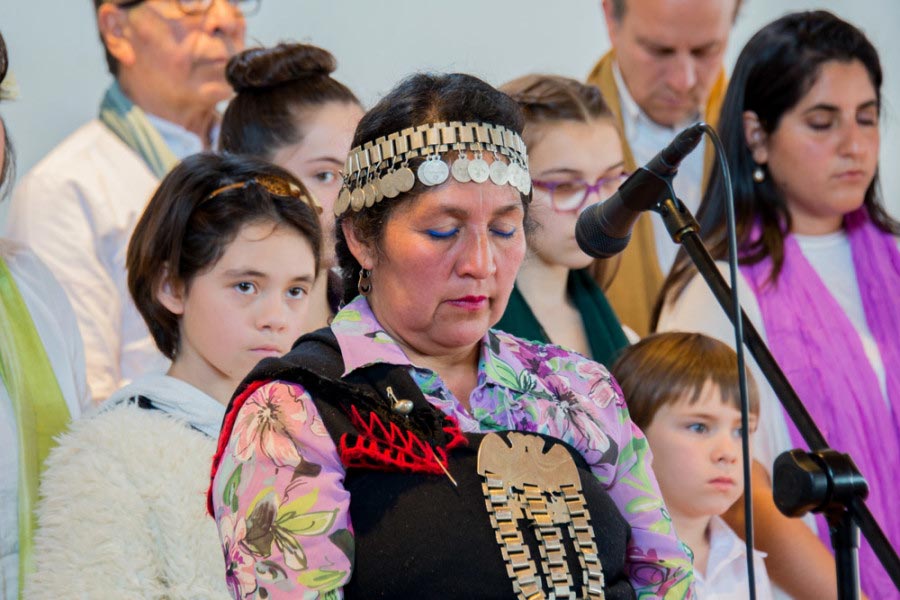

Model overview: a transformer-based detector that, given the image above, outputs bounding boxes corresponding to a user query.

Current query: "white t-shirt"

[0,241,90,600]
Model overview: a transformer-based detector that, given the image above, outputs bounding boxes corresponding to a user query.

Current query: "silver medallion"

[350,187,367,212]
[517,176,532,196]
[394,167,416,193]
[489,160,509,186]
[468,158,490,183]
[380,171,399,198]
[417,158,450,186]
[506,163,522,189]
[364,182,380,207]
[451,157,471,183]
[335,187,351,216]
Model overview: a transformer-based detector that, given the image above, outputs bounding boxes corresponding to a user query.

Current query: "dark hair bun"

[226,43,337,92]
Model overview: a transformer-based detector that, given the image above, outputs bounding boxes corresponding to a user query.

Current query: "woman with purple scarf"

[656,11,900,600]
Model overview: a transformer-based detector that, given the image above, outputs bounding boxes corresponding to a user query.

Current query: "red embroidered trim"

[207,379,272,516]
[337,405,467,474]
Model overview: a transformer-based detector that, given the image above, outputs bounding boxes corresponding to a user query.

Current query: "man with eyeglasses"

[586,0,740,336]
[5,0,251,403]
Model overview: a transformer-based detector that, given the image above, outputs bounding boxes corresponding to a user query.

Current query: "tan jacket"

[586,50,726,336]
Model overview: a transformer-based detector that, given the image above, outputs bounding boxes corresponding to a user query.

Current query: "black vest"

[233,329,636,599]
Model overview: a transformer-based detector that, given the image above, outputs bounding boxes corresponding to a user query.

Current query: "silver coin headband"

[335,121,531,217]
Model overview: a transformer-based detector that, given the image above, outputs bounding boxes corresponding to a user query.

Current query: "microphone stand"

[655,192,900,599]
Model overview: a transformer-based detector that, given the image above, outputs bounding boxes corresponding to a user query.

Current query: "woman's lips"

[447,295,488,310]
[834,169,868,182]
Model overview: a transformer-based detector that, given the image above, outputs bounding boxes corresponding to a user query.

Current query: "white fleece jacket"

[26,375,229,599]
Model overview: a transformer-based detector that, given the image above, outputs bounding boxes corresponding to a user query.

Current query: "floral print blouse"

[211,296,694,599]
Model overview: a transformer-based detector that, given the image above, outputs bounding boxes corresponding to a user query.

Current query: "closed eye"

[426,228,459,239]
[491,226,517,239]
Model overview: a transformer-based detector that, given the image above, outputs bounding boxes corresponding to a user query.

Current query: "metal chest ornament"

[335,121,532,217]
[477,432,607,600]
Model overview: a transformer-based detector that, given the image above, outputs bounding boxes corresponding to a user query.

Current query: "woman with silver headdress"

[209,72,694,599]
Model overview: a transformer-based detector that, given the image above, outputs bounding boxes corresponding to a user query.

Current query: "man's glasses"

[532,173,630,213]
[206,175,322,214]
[115,0,261,17]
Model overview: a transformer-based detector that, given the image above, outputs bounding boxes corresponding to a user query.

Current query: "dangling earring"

[753,165,766,183]
[358,268,372,296]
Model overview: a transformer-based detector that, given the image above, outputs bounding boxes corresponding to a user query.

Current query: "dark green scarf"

[495,269,629,366]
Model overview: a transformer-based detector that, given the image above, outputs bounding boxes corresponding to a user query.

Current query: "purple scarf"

[741,208,900,598]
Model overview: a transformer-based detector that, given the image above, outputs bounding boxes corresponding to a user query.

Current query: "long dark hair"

[654,10,899,329]
[334,72,528,305]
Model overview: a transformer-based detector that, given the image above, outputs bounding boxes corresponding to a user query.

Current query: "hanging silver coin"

[335,187,351,216]
[394,167,416,193]
[489,160,509,186]
[468,158,490,183]
[451,157,471,183]
[380,171,399,198]
[417,158,450,186]
[350,187,367,211]
[517,177,532,196]
[364,182,380,207]
[506,163,522,190]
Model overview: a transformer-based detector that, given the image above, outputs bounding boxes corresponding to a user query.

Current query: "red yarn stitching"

[207,379,271,516]
[337,405,467,474]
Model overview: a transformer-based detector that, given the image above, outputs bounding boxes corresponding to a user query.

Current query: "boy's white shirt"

[693,515,774,599]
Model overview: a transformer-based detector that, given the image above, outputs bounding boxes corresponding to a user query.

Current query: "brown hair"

[653,11,897,330]
[607,0,743,22]
[220,42,360,159]
[127,152,322,359]
[610,332,759,430]
[501,74,611,125]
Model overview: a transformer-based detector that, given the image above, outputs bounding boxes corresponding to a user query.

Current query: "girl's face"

[160,221,317,403]
[271,101,364,266]
[749,59,879,235]
[527,118,625,270]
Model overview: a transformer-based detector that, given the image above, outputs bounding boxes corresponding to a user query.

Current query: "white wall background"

[1,0,898,220]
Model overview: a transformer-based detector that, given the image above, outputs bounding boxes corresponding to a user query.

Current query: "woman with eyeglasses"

[25,153,321,598]
[496,75,631,366]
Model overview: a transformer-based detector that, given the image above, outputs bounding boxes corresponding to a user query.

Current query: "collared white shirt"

[613,63,706,275]
[145,112,218,157]
[694,516,774,599]
[6,115,208,404]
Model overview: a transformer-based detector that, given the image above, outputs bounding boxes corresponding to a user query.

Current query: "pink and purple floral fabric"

[211,296,694,599]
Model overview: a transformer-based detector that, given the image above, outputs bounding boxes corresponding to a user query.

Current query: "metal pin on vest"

[385,386,414,415]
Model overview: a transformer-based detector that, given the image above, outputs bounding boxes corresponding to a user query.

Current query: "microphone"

[575,122,706,258]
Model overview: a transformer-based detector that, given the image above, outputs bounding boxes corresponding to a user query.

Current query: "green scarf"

[0,257,71,595]
[495,269,629,366]
[98,81,178,179]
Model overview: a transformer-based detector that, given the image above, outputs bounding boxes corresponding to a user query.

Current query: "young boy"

[612,331,774,599]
